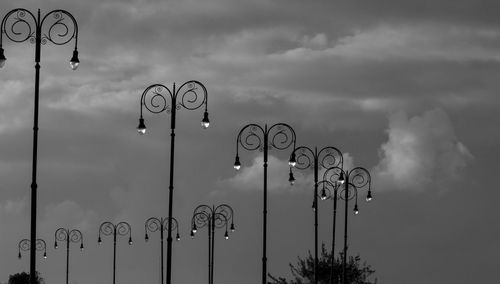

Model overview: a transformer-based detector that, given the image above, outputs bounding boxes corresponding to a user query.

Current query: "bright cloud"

[373,108,473,191]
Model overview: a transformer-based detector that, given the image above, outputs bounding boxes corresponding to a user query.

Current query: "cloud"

[39,200,98,236]
[373,108,473,191]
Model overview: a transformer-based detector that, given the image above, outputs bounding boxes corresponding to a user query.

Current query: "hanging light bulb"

[201,111,210,129]
[69,49,80,70]
[233,156,241,170]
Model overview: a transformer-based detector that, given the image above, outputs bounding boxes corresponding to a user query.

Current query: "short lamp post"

[323,166,372,284]
[18,238,47,260]
[190,204,235,284]
[289,146,343,284]
[1,8,79,284]
[98,221,132,284]
[145,217,180,284]
[54,228,83,284]
[234,123,296,284]
[137,81,209,284]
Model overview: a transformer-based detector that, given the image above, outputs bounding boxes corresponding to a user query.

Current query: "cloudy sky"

[0,0,498,283]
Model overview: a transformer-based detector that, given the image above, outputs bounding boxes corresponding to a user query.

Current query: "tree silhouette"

[268,244,376,284]
[7,272,44,284]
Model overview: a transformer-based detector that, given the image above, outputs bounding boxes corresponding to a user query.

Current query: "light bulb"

[70,50,79,70]
[233,156,241,170]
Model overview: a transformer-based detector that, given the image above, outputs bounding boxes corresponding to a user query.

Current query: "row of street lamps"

[1,7,374,284]
[16,208,235,284]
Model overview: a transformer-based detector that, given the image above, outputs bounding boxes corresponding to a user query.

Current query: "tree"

[7,272,44,284]
[268,244,377,284]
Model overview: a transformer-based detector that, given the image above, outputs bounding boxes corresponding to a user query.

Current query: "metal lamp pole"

[137,81,209,284]
[323,167,372,284]
[289,146,343,284]
[190,204,235,284]
[98,221,132,284]
[54,228,84,284]
[234,123,296,284]
[316,180,339,284]
[0,8,79,284]
[145,217,180,284]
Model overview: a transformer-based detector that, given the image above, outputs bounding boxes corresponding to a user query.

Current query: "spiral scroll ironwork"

[323,166,343,185]
[18,238,46,258]
[140,81,208,116]
[1,9,78,46]
[98,221,132,239]
[145,217,180,237]
[176,80,208,111]
[292,146,343,170]
[349,167,371,190]
[1,9,36,43]
[191,204,235,232]
[55,228,83,246]
[236,123,296,153]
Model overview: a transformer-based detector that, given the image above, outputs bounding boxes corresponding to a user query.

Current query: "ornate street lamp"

[18,238,47,260]
[137,81,209,284]
[54,228,83,284]
[1,8,79,284]
[234,123,296,284]
[145,217,180,284]
[323,166,372,284]
[190,204,235,284]
[98,221,132,284]
[289,146,343,284]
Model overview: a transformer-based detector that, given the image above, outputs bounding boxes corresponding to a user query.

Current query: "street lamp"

[190,204,235,284]
[289,146,343,284]
[234,123,296,284]
[323,166,372,284]
[1,8,79,284]
[98,221,132,284]
[137,81,209,284]
[54,228,83,284]
[145,217,180,284]
[18,238,47,260]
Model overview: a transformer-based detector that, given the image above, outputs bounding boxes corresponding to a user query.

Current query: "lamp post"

[98,221,132,284]
[137,81,209,284]
[145,217,180,284]
[323,167,372,284]
[18,238,47,260]
[234,123,296,284]
[289,146,343,284]
[1,8,79,284]
[54,228,83,284]
[190,204,235,284]
[316,180,340,284]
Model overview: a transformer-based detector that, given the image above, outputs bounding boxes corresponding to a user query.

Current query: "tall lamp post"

[323,166,372,284]
[234,123,296,284]
[1,8,79,284]
[98,221,132,284]
[289,146,343,284]
[145,217,180,284]
[190,204,235,284]
[317,180,340,284]
[54,228,84,284]
[18,238,47,260]
[137,81,209,284]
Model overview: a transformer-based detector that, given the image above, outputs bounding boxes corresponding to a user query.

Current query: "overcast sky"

[0,0,498,283]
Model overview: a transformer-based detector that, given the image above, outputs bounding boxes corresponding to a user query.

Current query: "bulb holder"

[70,49,80,70]
[0,47,6,68]
[288,152,296,167]
[137,117,146,134]
[233,156,241,170]
[201,111,210,129]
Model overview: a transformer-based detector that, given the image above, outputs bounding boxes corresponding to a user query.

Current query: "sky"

[0,0,499,283]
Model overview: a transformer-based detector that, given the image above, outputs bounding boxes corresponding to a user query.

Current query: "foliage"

[7,272,44,284]
[268,244,376,284]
